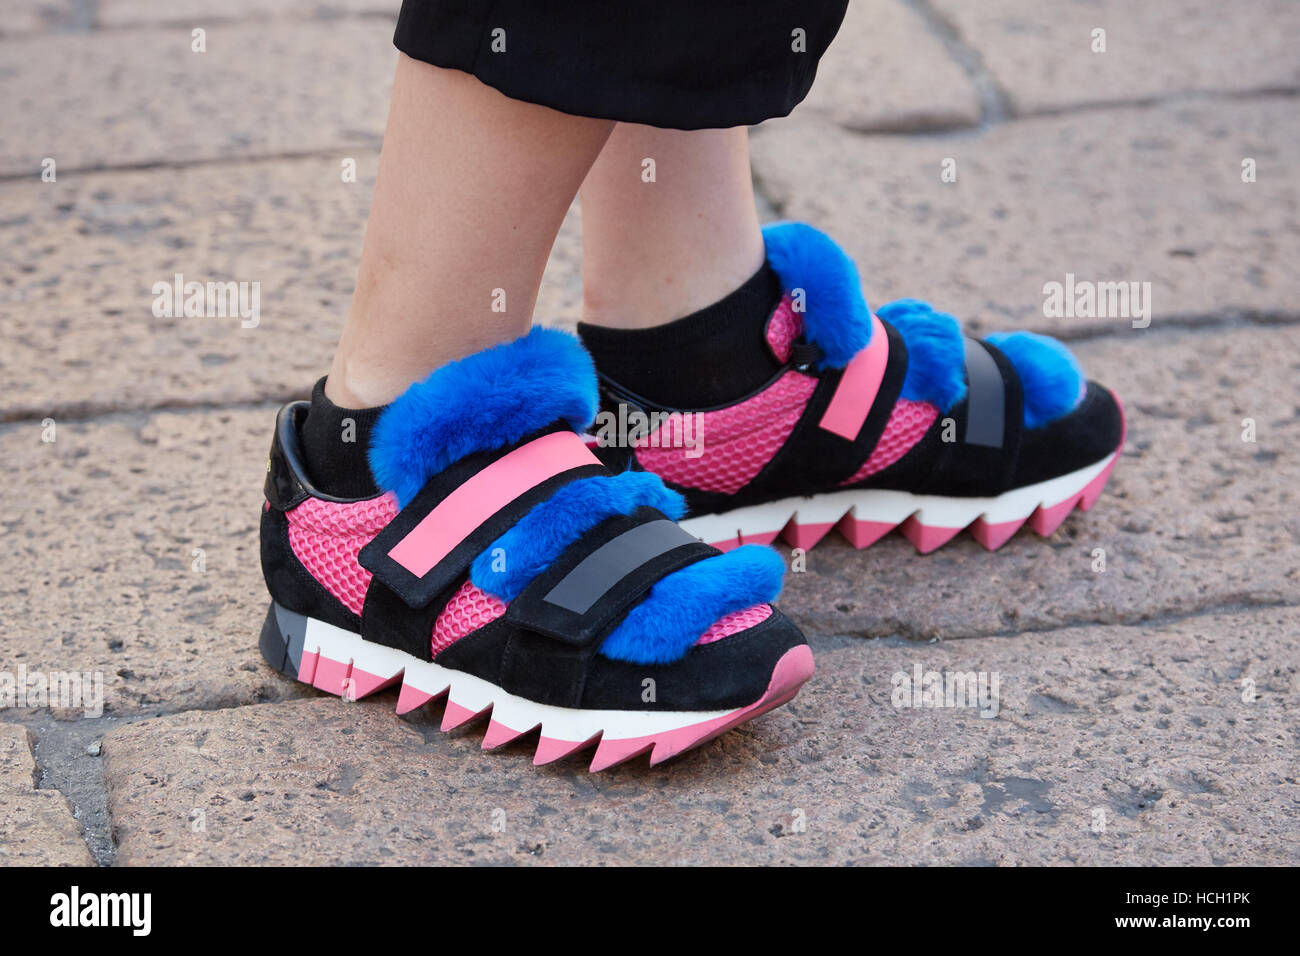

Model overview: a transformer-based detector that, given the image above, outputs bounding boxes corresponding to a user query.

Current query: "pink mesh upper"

[765,295,803,363]
[284,495,763,656]
[840,398,938,484]
[433,580,508,654]
[696,603,773,645]
[635,371,816,494]
[285,494,399,615]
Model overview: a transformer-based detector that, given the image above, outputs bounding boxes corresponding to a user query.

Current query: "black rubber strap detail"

[907,338,1024,498]
[359,424,605,610]
[963,337,1006,448]
[506,508,717,648]
[359,574,462,663]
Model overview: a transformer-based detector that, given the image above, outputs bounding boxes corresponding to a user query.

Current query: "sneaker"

[257,328,813,771]
[594,222,1126,554]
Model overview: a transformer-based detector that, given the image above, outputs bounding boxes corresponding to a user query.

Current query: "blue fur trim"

[599,545,785,665]
[762,222,872,370]
[876,299,968,412]
[471,472,686,602]
[368,327,598,507]
[985,330,1085,429]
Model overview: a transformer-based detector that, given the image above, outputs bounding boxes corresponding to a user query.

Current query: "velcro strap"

[818,313,889,441]
[963,337,1006,448]
[507,509,717,648]
[359,427,605,608]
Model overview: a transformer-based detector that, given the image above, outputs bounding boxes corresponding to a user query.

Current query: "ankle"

[578,262,783,408]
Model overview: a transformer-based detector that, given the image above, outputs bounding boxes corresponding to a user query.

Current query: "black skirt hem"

[393,0,847,131]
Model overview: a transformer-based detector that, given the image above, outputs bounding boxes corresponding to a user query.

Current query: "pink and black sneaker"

[593,223,1125,554]
[258,328,812,771]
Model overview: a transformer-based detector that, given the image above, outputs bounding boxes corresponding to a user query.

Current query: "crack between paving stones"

[0,709,156,866]
[0,145,382,184]
[902,0,1012,128]
[829,596,1298,645]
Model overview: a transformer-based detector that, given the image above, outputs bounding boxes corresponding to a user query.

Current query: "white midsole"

[297,616,733,742]
[679,450,1117,542]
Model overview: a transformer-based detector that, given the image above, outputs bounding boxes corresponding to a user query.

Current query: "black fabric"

[506,508,716,646]
[962,337,1006,449]
[433,606,806,711]
[360,575,457,663]
[680,321,909,516]
[299,377,384,500]
[862,339,1025,498]
[394,1,849,130]
[359,424,606,609]
[921,341,1024,497]
[1010,382,1123,488]
[579,264,784,410]
[259,507,361,634]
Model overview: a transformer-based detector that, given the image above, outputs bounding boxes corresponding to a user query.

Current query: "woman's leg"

[328,54,614,408]
[579,124,765,331]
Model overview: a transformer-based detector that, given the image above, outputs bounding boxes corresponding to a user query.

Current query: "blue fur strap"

[878,300,1085,427]
[876,299,968,413]
[471,471,685,602]
[763,222,874,370]
[985,330,1085,429]
[471,470,784,666]
[368,327,598,507]
[599,545,786,665]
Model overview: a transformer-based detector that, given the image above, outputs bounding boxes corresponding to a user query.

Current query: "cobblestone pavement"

[1,0,1297,865]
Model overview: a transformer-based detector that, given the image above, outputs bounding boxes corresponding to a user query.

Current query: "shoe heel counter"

[260,403,363,633]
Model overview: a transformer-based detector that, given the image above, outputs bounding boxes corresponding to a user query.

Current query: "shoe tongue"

[367,328,598,507]
[763,295,805,364]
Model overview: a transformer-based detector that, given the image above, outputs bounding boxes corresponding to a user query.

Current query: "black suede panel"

[581,609,806,711]
[1010,382,1123,487]
[433,609,806,712]
[259,506,360,634]
[916,340,1024,497]
[360,575,453,663]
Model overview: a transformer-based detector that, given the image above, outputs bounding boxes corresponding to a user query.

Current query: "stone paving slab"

[783,324,1300,639]
[99,606,1300,865]
[2,323,1294,716]
[0,154,582,421]
[801,0,980,132]
[1,19,395,175]
[0,408,314,715]
[0,724,94,865]
[928,0,1300,116]
[752,98,1300,337]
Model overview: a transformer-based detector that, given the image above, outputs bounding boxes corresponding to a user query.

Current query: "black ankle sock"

[298,377,384,499]
[577,263,783,409]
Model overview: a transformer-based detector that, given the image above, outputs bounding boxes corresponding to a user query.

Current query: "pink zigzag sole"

[293,644,814,773]
[707,397,1127,555]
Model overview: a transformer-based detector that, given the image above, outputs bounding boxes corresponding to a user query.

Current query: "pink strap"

[387,431,599,577]
[818,314,889,440]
